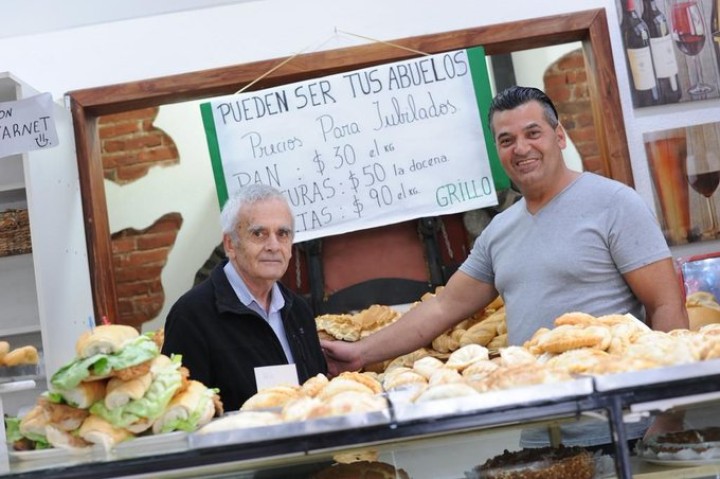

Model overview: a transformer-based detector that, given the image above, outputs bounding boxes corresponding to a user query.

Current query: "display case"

[3,360,720,479]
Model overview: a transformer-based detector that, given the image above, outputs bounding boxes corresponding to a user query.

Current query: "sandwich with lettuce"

[50,324,160,391]
[89,354,184,433]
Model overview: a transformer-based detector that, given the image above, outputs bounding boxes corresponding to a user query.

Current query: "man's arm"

[623,257,689,332]
[322,272,498,376]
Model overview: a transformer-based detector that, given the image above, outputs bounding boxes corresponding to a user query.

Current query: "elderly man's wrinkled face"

[225,197,294,288]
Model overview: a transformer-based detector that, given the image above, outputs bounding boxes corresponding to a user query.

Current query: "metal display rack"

[3,360,720,479]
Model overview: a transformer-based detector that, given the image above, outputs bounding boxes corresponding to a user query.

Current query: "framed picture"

[616,0,720,108]
[643,121,720,245]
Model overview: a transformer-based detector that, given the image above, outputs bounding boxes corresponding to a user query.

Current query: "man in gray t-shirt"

[322,86,689,446]
[459,171,670,346]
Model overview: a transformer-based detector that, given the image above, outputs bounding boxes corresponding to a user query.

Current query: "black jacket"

[162,260,327,411]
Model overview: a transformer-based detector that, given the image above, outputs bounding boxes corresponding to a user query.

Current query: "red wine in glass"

[669,0,715,95]
[675,33,705,55]
[688,171,720,197]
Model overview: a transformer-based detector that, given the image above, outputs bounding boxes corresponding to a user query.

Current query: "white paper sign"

[0,92,59,158]
[254,364,299,391]
[202,48,501,242]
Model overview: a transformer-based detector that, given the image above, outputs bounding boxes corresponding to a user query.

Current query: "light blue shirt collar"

[223,261,294,362]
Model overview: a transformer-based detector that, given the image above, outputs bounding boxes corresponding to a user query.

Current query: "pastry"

[3,345,39,366]
[412,356,445,379]
[445,344,490,371]
[310,461,410,479]
[413,382,479,403]
[240,385,301,411]
[382,369,427,390]
[545,348,610,374]
[497,346,537,367]
[301,373,330,397]
[473,445,594,479]
[427,368,463,386]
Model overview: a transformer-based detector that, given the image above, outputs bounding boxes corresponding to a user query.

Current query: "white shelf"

[0,183,24,194]
[0,325,41,337]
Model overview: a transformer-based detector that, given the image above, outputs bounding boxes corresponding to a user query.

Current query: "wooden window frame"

[66,8,630,322]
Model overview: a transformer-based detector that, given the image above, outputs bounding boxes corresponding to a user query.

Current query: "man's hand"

[321,339,365,377]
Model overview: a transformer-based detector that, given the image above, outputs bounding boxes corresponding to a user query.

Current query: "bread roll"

[151,380,216,434]
[76,324,139,358]
[56,381,108,409]
[79,415,132,450]
[3,345,39,366]
[105,371,153,409]
[45,424,92,450]
[19,404,48,438]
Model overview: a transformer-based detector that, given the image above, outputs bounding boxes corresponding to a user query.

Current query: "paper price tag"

[254,364,299,391]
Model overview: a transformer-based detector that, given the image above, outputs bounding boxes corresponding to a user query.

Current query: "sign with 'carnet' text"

[201,47,505,243]
[0,93,58,158]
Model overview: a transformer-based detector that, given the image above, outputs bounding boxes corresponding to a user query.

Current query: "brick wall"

[110,213,183,329]
[543,48,602,174]
[100,107,183,328]
[99,107,179,184]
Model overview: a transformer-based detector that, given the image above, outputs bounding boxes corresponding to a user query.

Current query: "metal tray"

[392,377,594,423]
[591,358,720,392]
[189,409,391,449]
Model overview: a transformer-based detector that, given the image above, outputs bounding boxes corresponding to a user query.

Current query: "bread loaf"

[76,324,139,358]
[105,371,153,409]
[78,415,132,450]
[55,381,107,409]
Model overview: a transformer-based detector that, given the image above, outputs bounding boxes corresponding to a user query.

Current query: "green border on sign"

[200,102,229,208]
[467,46,510,191]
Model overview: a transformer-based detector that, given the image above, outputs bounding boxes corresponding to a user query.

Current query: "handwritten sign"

[0,93,58,158]
[201,47,505,242]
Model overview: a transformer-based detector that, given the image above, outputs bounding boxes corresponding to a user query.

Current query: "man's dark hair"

[488,86,559,130]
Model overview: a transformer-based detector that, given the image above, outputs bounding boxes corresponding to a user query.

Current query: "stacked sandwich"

[6,324,221,452]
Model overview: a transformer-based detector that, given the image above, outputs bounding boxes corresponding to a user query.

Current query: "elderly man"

[162,184,327,411]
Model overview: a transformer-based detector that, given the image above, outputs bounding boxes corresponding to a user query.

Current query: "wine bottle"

[642,0,682,103]
[622,0,662,107]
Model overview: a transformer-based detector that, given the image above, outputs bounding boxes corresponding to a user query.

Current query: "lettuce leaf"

[89,356,183,428]
[5,416,51,449]
[50,336,159,390]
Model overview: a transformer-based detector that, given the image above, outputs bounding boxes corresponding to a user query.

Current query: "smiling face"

[224,197,294,298]
[491,100,569,201]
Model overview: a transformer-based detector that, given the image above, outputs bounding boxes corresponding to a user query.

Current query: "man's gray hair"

[220,184,293,240]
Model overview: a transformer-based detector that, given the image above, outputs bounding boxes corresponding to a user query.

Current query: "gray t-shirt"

[459,172,671,346]
[458,172,670,447]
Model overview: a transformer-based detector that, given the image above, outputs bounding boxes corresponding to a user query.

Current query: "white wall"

[2,0,719,335]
